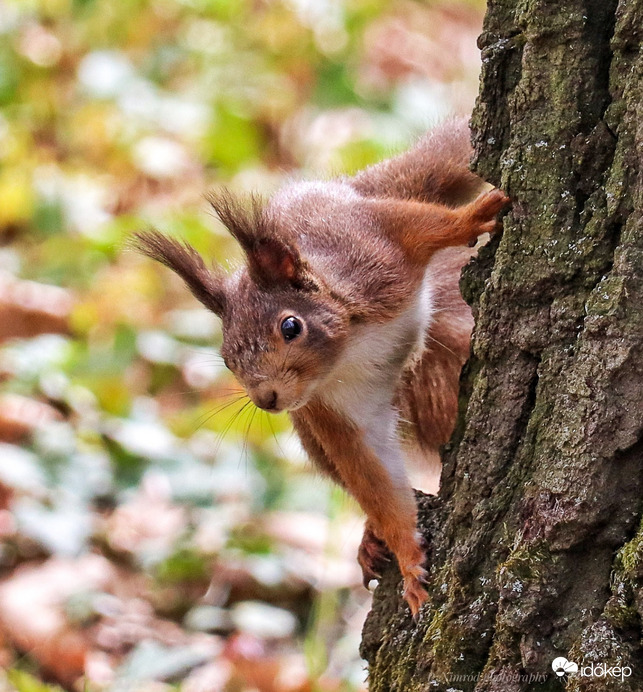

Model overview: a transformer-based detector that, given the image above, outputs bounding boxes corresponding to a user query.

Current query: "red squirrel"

[134,118,509,616]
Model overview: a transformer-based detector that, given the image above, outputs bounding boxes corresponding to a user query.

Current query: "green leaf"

[155,547,210,584]
[201,107,263,172]
[7,669,65,692]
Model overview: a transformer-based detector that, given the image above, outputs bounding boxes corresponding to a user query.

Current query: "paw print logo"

[552,657,579,677]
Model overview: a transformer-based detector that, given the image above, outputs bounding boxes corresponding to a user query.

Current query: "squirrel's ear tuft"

[208,189,317,290]
[131,230,227,316]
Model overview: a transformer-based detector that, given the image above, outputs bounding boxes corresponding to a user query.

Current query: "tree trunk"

[361,1,643,690]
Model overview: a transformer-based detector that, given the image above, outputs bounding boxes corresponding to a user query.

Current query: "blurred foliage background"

[0,0,484,690]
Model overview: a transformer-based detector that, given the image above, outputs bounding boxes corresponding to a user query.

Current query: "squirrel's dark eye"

[280,316,302,341]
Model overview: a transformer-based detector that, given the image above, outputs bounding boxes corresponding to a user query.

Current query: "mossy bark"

[361,1,643,690]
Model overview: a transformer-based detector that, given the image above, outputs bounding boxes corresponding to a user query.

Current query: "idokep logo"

[552,657,578,676]
[551,656,633,683]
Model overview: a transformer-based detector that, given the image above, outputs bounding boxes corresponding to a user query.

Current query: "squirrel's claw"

[474,188,511,217]
[469,188,511,236]
[402,567,429,620]
[358,525,392,588]
[401,535,430,617]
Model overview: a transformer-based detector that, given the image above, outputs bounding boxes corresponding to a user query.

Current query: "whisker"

[424,333,458,359]
[240,404,259,467]
[180,348,227,363]
[183,355,227,364]
[193,394,249,430]
[211,399,253,457]
[426,306,460,316]
[191,388,246,400]
[266,412,287,459]
[141,386,241,401]
[281,350,312,376]
[195,397,246,426]
[280,341,294,372]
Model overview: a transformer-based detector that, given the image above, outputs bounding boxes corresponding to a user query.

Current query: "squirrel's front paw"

[469,188,511,236]
[358,524,392,587]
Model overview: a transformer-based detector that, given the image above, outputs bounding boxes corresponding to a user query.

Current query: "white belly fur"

[318,271,435,485]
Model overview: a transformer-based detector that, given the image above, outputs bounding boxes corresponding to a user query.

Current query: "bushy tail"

[350,117,485,207]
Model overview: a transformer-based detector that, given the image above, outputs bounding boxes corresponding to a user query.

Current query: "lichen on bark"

[361,1,643,690]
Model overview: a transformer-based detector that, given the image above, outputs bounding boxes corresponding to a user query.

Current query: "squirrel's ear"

[247,237,318,290]
[208,189,317,290]
[247,237,300,285]
[132,230,227,316]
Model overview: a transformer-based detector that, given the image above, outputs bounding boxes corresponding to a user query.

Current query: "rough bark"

[361,1,643,690]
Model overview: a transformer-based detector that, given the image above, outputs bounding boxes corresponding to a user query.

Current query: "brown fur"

[398,246,477,450]
[291,401,428,611]
[351,117,484,206]
[133,118,510,616]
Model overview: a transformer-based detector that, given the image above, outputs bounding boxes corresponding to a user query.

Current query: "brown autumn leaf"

[0,271,73,342]
[224,632,312,692]
[104,472,187,558]
[360,3,482,89]
[0,555,116,686]
[0,393,63,442]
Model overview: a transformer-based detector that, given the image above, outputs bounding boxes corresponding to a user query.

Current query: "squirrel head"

[219,277,347,411]
[134,190,349,412]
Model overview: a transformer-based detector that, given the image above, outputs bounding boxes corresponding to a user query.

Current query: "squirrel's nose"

[255,389,279,411]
